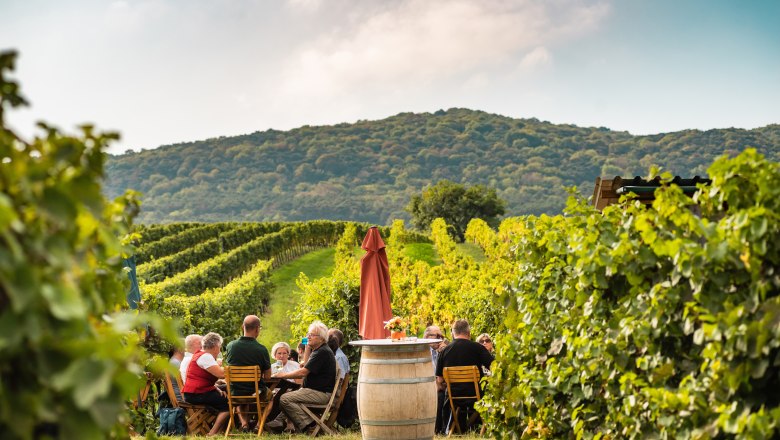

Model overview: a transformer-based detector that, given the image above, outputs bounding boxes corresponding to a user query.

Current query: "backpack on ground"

[157,407,186,435]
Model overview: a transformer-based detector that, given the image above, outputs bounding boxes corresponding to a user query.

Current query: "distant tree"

[406,180,505,242]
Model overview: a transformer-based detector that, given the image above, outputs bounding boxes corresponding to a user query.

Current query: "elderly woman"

[182,332,230,436]
[265,342,303,426]
[271,342,302,382]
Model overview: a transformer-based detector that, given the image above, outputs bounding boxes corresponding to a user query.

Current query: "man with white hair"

[179,334,202,383]
[266,321,336,434]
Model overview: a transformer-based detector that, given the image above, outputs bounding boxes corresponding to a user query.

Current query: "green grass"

[258,247,336,348]
[456,242,486,263]
[404,242,442,266]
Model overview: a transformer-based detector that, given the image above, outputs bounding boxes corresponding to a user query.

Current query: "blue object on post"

[123,256,141,310]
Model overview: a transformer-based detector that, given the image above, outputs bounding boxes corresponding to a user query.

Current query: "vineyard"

[284,150,780,439]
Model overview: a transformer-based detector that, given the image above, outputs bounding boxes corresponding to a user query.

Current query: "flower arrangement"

[384,316,407,333]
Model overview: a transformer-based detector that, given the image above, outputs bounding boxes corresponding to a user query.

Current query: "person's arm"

[436,375,446,391]
[262,367,271,381]
[206,364,224,379]
[274,367,310,380]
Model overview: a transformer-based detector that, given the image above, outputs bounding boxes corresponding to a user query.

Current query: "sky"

[1,0,779,155]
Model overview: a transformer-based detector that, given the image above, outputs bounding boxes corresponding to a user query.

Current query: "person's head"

[306,321,328,349]
[168,343,184,360]
[327,328,344,347]
[184,334,202,354]
[272,342,292,364]
[424,325,445,348]
[327,334,340,352]
[201,332,223,356]
[242,315,261,338]
[477,333,494,352]
[289,349,299,362]
[451,319,471,339]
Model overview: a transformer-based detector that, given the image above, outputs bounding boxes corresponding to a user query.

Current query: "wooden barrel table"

[350,339,441,440]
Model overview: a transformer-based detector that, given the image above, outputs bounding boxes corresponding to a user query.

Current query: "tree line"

[104,108,780,224]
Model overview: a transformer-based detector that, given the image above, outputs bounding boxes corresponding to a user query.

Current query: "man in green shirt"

[225,315,272,431]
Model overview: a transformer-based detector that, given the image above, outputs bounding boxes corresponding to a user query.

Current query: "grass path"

[258,247,336,348]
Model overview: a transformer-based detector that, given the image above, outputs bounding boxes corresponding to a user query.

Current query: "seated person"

[476,333,495,364]
[271,342,302,382]
[266,321,336,434]
[225,315,273,432]
[266,342,302,424]
[328,328,350,380]
[289,348,299,363]
[435,319,493,434]
[182,332,230,436]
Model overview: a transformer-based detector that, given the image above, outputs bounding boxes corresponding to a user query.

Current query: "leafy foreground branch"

[0,50,176,439]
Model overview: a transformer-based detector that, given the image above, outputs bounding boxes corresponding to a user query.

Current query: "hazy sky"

[2,0,778,154]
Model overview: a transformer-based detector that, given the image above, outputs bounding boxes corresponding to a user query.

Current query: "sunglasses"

[430,334,444,339]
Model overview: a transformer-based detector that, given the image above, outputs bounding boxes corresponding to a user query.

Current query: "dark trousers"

[435,389,447,434]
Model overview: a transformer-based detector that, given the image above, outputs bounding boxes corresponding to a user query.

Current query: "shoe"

[305,422,320,436]
[263,419,285,434]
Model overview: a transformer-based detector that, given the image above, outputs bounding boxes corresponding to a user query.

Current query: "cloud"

[278,0,610,98]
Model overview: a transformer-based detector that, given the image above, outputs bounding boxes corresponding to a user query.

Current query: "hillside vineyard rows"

[142,150,778,439]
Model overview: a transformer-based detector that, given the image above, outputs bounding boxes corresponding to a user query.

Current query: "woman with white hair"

[271,341,301,382]
[182,332,229,436]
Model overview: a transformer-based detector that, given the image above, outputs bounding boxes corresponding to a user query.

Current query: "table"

[350,338,442,440]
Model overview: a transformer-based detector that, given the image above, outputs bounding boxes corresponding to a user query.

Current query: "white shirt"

[196,352,218,370]
[179,352,193,383]
[273,360,301,383]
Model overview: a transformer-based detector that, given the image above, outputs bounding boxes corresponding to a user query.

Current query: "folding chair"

[442,365,482,437]
[162,372,218,436]
[300,366,343,436]
[324,373,351,429]
[223,365,274,437]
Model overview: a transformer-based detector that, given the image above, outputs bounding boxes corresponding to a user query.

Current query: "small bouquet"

[384,316,407,332]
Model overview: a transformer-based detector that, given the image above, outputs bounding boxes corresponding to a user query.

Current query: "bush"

[481,149,780,439]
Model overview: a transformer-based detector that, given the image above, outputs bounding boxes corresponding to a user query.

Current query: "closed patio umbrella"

[359,226,392,340]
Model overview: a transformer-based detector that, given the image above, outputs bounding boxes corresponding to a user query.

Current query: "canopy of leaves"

[104,108,780,224]
[406,180,505,241]
[0,51,176,439]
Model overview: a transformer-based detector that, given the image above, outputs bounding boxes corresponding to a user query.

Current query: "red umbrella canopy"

[359,227,392,340]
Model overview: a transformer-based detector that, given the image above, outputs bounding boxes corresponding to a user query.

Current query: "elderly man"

[266,321,336,434]
[179,334,202,384]
[435,319,493,434]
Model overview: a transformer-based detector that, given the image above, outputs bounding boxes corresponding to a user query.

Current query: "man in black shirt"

[225,315,272,432]
[435,319,493,433]
[268,321,337,433]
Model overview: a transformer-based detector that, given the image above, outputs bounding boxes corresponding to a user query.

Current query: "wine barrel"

[351,340,438,440]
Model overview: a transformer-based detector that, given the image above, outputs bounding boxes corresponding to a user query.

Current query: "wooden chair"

[162,372,218,436]
[442,365,482,436]
[223,365,274,437]
[300,366,343,436]
[324,373,351,429]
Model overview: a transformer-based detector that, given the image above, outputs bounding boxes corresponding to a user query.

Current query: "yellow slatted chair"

[442,365,483,436]
[223,365,274,437]
[162,372,218,436]
[300,365,343,436]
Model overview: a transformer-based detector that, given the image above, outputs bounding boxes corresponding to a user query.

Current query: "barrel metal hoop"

[360,418,436,426]
[359,376,435,384]
[361,357,431,365]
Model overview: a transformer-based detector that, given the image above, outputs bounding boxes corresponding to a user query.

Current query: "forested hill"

[104,108,780,224]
